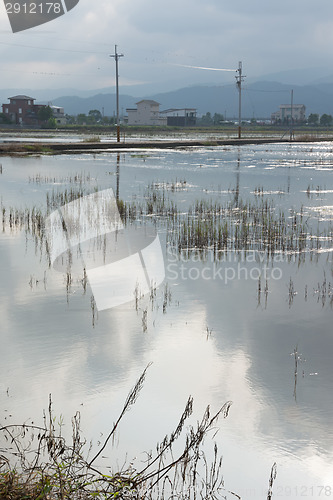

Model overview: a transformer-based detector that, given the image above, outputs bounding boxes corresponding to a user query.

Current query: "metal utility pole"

[110,45,124,143]
[235,61,245,139]
[290,89,294,141]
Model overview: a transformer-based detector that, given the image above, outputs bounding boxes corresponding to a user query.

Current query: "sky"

[1,0,333,94]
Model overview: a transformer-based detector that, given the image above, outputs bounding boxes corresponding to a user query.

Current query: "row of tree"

[2,106,333,128]
[197,112,225,126]
[307,113,333,126]
[73,110,115,125]
[199,111,333,126]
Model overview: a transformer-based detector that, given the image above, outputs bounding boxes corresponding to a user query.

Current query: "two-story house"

[271,104,306,124]
[2,96,67,126]
[2,95,42,125]
[126,100,167,126]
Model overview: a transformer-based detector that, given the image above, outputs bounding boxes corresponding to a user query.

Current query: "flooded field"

[0,127,330,146]
[0,141,333,498]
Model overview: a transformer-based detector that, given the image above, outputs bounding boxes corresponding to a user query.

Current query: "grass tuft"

[0,368,236,499]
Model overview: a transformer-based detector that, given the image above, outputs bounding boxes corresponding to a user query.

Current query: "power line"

[0,40,108,54]
[171,63,236,72]
[0,66,110,77]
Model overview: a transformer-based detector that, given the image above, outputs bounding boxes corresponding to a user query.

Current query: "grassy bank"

[2,123,333,137]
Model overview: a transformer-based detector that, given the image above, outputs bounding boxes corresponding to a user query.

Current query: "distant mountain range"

[49,81,333,119]
[2,79,333,119]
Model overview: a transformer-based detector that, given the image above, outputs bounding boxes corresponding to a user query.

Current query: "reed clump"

[29,172,93,185]
[1,181,332,264]
[83,136,101,143]
[113,183,332,259]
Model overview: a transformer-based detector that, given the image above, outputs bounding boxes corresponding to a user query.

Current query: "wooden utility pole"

[110,45,124,143]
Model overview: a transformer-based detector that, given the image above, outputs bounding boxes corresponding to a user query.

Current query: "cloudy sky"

[1,0,333,94]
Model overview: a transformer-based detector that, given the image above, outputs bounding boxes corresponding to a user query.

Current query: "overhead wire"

[0,39,108,54]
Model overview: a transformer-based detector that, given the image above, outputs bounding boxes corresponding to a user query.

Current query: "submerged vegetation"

[1,173,332,311]
[114,182,333,260]
[2,181,333,259]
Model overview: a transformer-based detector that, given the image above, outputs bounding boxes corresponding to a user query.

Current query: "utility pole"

[235,61,245,139]
[110,45,124,143]
[290,89,294,141]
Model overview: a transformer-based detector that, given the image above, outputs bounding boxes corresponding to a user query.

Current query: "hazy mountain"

[2,79,333,119]
[249,67,330,86]
[0,87,105,104]
[144,81,333,118]
[46,82,333,118]
[48,93,137,116]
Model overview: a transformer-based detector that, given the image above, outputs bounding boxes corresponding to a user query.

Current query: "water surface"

[0,142,332,498]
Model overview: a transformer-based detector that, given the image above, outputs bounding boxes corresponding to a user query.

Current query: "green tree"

[308,113,319,125]
[102,116,112,125]
[77,114,87,125]
[200,112,213,126]
[0,112,12,124]
[213,113,224,125]
[65,115,76,124]
[77,113,96,125]
[38,105,53,122]
[88,109,102,122]
[320,114,333,126]
[46,117,56,129]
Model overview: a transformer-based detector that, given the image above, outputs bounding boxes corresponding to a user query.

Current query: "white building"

[271,104,306,124]
[50,105,66,125]
[126,100,167,126]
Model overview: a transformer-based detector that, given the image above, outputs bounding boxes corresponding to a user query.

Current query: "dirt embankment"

[0,137,302,155]
[1,134,333,155]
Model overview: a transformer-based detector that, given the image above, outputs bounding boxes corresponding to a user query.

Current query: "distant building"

[126,100,167,126]
[271,104,306,124]
[160,108,197,126]
[2,95,41,125]
[1,95,66,126]
[50,105,66,125]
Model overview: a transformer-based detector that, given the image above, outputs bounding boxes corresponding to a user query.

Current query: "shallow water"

[0,142,333,498]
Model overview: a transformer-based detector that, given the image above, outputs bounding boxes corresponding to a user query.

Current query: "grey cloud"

[1,0,333,90]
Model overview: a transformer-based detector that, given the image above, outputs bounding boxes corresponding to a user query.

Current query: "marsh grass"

[29,172,93,185]
[113,183,332,260]
[0,368,239,500]
[313,271,333,307]
[4,178,329,263]
[267,463,277,500]
[83,136,101,143]
[1,179,332,311]
[22,144,54,154]
[296,134,320,142]
[46,186,91,213]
